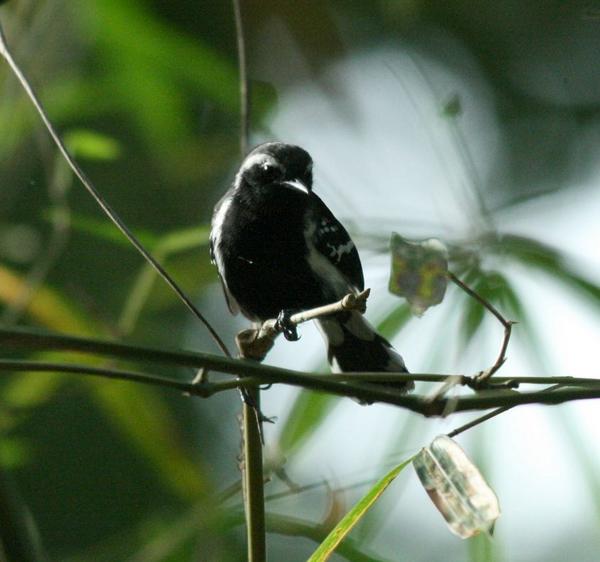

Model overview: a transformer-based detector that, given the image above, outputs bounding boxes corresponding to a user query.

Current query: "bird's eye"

[243,156,283,187]
[257,162,281,182]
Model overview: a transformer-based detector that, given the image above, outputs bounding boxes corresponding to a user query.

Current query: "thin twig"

[0,359,197,393]
[0,21,231,358]
[1,331,600,415]
[231,3,265,559]
[447,384,562,438]
[448,270,514,382]
[232,0,250,156]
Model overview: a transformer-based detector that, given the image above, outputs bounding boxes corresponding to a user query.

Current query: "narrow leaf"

[63,213,159,247]
[0,466,48,562]
[376,302,412,339]
[308,456,414,561]
[64,129,122,161]
[414,435,500,539]
[277,390,339,457]
[0,266,206,499]
[494,234,600,307]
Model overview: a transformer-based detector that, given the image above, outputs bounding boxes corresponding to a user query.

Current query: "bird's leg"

[275,309,300,341]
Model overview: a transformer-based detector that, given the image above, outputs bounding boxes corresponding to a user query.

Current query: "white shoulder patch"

[210,196,233,268]
[304,221,351,298]
[210,195,241,314]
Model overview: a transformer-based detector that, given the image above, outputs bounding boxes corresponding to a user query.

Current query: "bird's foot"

[275,309,300,341]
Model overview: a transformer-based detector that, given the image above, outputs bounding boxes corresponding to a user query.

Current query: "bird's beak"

[282,179,310,194]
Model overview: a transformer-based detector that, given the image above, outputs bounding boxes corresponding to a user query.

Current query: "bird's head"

[237,142,313,194]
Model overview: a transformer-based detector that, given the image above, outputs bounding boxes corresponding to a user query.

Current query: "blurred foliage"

[307,456,414,561]
[277,389,340,460]
[0,1,599,561]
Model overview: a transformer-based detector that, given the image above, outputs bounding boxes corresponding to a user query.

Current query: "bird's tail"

[316,311,413,393]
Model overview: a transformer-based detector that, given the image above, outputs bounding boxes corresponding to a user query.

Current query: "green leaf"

[0,437,31,469]
[0,466,48,562]
[494,234,600,307]
[376,302,412,340]
[90,381,207,500]
[457,268,513,348]
[158,225,211,254]
[85,0,239,110]
[456,269,486,347]
[389,233,448,316]
[307,456,414,561]
[467,428,500,562]
[460,289,486,346]
[64,129,122,161]
[0,265,205,500]
[62,212,159,248]
[0,264,101,410]
[555,409,600,524]
[277,390,340,457]
[468,533,495,562]
[118,225,211,333]
[264,512,388,562]
[414,435,500,539]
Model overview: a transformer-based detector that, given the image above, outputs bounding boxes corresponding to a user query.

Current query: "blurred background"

[1,1,600,560]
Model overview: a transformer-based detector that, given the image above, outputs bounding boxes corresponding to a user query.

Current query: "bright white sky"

[250,35,600,562]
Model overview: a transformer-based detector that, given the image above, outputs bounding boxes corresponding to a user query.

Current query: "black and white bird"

[210,142,412,391]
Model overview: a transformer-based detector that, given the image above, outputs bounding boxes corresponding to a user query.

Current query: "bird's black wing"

[308,194,365,291]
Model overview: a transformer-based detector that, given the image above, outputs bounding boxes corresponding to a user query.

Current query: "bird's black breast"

[217,184,328,320]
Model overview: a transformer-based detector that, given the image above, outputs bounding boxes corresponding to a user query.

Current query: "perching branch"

[2,327,600,416]
[236,289,371,361]
[0,20,231,359]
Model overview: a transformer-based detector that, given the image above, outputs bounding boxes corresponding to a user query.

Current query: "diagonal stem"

[448,271,515,383]
[0,21,231,358]
[447,384,561,438]
[231,1,265,559]
[232,0,250,156]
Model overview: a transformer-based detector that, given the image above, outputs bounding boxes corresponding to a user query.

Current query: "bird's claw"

[276,309,300,341]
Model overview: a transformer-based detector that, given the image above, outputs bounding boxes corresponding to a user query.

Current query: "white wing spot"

[327,240,354,262]
[318,224,338,235]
